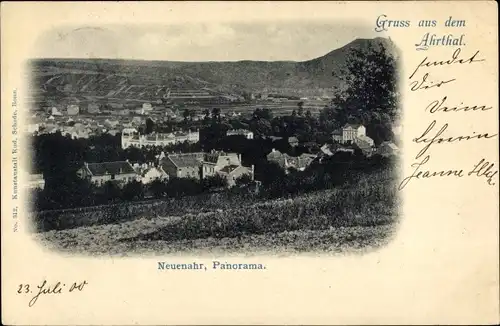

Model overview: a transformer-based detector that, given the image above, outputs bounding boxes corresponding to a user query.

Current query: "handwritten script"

[17,280,88,307]
[400,47,498,190]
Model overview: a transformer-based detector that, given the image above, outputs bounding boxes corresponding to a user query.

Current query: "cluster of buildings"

[266,149,317,172]
[121,129,200,149]
[73,150,254,189]
[329,123,399,157]
[226,129,254,139]
[120,128,254,149]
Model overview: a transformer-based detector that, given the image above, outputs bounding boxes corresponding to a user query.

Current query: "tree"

[101,181,122,204]
[122,180,145,201]
[145,118,155,134]
[203,108,211,120]
[323,40,400,142]
[235,173,253,187]
[203,174,228,190]
[183,108,191,122]
[297,101,305,116]
[249,119,272,138]
[211,108,221,123]
[149,179,167,198]
[253,108,273,121]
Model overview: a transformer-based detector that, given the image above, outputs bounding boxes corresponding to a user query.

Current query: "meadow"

[33,167,400,256]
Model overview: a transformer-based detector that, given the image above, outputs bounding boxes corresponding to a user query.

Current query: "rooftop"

[85,161,136,176]
[164,153,204,168]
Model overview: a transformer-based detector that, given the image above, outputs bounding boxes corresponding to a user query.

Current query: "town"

[28,34,401,255]
[25,97,400,204]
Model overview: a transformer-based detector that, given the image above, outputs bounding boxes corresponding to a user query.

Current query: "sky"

[32,22,377,62]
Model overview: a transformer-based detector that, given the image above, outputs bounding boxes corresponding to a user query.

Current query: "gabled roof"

[218,164,243,174]
[381,141,399,150]
[163,153,204,168]
[203,151,239,165]
[266,149,285,160]
[84,161,136,176]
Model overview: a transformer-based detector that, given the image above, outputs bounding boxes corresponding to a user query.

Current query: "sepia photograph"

[25,22,402,256]
[2,2,498,324]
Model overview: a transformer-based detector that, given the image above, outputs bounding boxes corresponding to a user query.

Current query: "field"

[33,168,400,256]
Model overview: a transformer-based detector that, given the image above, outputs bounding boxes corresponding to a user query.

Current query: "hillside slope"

[28,37,396,103]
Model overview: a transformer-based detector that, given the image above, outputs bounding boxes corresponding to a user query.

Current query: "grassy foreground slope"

[34,168,400,256]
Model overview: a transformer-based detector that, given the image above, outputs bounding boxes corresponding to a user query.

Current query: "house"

[116,109,130,116]
[266,149,315,171]
[107,129,121,136]
[376,141,399,157]
[109,103,124,110]
[201,151,254,186]
[160,153,205,179]
[121,130,200,149]
[67,104,80,116]
[51,107,63,116]
[288,136,299,147]
[320,143,356,157]
[342,124,366,143]
[332,129,343,142]
[104,119,120,129]
[226,129,254,139]
[140,165,169,184]
[131,117,143,126]
[26,173,45,190]
[77,161,139,186]
[26,124,40,133]
[87,103,100,114]
[62,127,90,139]
[217,164,254,187]
[332,124,366,144]
[332,124,375,152]
[354,138,374,156]
[165,108,177,118]
[201,151,241,178]
[142,103,153,111]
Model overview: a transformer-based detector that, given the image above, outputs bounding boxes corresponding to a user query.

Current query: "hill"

[27,37,396,105]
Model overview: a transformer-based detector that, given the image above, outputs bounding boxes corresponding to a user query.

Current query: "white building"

[51,107,63,116]
[332,123,374,147]
[138,164,169,184]
[26,124,40,133]
[67,104,80,116]
[226,129,254,139]
[342,124,366,143]
[26,173,45,190]
[121,130,200,149]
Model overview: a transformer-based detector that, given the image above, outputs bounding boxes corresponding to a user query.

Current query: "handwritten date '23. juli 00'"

[17,280,89,307]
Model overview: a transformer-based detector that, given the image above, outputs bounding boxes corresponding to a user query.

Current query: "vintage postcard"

[1,1,498,324]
